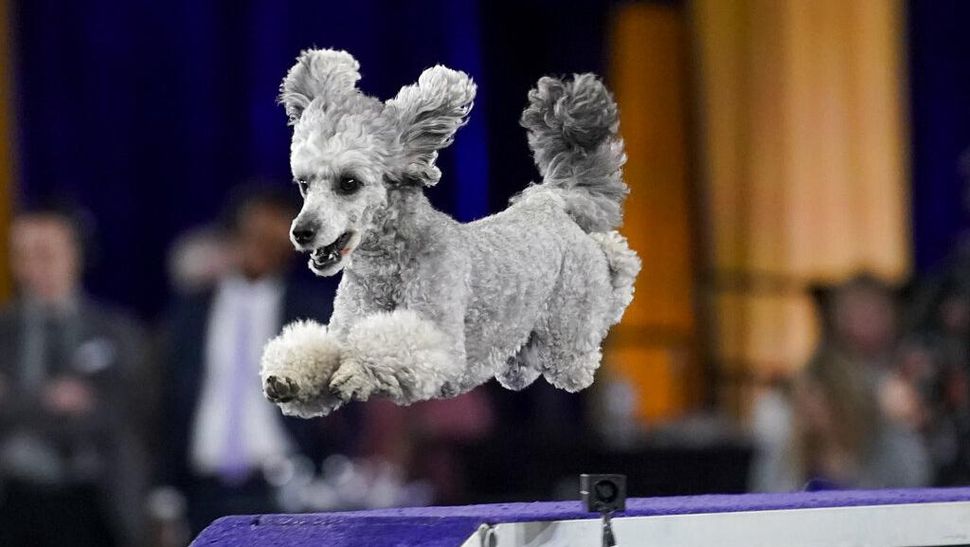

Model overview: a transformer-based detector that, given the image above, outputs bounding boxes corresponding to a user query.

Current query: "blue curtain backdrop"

[12,0,608,318]
[909,0,970,272]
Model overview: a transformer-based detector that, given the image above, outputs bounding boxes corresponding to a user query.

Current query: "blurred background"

[0,0,967,545]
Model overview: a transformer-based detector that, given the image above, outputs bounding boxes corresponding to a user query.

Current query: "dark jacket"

[0,297,150,545]
[158,275,359,489]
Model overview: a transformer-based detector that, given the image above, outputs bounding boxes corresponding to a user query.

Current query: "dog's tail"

[519,74,627,233]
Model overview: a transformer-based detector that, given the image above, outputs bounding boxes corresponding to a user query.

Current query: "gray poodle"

[260,49,640,417]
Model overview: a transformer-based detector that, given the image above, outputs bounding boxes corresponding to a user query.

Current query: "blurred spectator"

[907,277,970,485]
[750,275,931,491]
[157,186,358,535]
[903,149,970,485]
[0,205,151,547]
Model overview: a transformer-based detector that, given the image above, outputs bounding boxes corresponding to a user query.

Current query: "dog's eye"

[336,176,362,195]
[296,179,309,194]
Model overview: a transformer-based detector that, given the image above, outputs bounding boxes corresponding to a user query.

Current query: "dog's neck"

[351,184,439,271]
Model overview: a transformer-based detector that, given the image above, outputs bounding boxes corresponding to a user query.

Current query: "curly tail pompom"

[519,74,627,232]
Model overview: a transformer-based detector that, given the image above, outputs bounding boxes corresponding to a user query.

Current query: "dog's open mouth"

[310,231,355,271]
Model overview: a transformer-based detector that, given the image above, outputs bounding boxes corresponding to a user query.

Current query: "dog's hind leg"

[534,255,615,392]
[496,333,542,391]
[517,320,603,392]
[541,345,603,392]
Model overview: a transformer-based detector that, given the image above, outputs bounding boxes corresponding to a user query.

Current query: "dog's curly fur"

[260,49,641,417]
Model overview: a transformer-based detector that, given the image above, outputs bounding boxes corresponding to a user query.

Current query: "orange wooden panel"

[604,3,698,422]
[0,0,14,301]
[609,3,695,333]
[609,346,687,423]
[692,0,909,418]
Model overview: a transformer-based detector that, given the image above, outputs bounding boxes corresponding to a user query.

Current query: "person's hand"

[879,374,924,429]
[42,377,96,416]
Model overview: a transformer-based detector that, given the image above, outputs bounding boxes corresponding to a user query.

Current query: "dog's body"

[260,49,640,417]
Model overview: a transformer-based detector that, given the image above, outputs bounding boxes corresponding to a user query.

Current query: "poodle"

[260,49,641,417]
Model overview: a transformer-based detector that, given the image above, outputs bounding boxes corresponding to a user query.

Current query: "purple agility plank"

[192,487,970,546]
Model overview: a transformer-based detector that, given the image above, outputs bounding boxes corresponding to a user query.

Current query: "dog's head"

[279,49,475,276]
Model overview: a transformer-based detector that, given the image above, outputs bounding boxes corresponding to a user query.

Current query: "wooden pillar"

[0,0,15,301]
[604,2,699,422]
[690,0,909,415]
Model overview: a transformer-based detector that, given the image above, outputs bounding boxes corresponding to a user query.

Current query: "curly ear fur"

[386,66,476,186]
[279,49,361,125]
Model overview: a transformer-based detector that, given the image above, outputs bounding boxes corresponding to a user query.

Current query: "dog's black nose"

[292,225,317,245]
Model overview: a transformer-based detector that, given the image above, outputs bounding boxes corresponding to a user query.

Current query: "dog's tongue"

[337,232,355,256]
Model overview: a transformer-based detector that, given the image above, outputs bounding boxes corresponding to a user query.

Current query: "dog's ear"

[386,66,475,186]
[279,49,361,125]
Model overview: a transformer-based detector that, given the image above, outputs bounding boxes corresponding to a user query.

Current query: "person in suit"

[158,186,357,535]
[0,205,150,547]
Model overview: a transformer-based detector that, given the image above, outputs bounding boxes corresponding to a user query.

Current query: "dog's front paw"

[335,310,456,405]
[260,320,344,417]
[264,372,344,417]
[263,375,300,403]
[329,361,381,403]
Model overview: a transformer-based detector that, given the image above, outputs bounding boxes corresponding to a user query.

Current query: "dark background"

[12,0,612,319]
[12,0,970,319]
